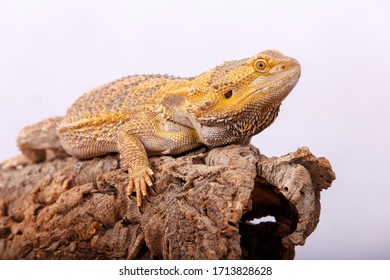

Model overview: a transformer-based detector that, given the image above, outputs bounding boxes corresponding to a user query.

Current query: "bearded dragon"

[3,50,301,207]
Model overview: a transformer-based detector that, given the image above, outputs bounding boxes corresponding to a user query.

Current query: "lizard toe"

[127,168,154,208]
[127,180,135,198]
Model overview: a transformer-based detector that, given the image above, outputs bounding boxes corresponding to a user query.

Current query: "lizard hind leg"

[15,117,67,165]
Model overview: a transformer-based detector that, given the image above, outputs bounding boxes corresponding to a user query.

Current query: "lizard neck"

[159,80,195,128]
[158,77,283,147]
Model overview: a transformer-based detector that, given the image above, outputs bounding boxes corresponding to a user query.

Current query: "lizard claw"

[126,167,154,207]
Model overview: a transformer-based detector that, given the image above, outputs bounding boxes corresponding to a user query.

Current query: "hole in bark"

[239,151,250,157]
[192,157,206,165]
[34,205,45,216]
[82,192,93,200]
[16,230,23,235]
[0,227,11,239]
[228,221,236,226]
[11,215,24,223]
[179,178,186,186]
[283,187,288,191]
[104,185,118,197]
[67,231,77,242]
[239,179,298,259]
[2,202,9,216]
[121,219,132,226]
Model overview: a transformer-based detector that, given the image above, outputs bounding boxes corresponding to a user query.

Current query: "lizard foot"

[127,167,154,207]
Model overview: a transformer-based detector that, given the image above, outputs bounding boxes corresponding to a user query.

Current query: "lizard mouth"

[252,65,301,96]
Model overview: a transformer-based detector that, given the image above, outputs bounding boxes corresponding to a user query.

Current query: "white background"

[0,260,388,280]
[0,0,389,259]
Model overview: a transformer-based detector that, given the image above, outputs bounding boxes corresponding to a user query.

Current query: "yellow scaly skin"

[6,50,301,207]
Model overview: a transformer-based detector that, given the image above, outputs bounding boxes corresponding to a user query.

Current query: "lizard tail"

[17,117,65,163]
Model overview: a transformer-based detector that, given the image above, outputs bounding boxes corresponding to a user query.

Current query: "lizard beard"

[193,105,280,147]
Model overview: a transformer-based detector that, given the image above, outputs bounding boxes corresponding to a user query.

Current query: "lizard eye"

[254,59,267,72]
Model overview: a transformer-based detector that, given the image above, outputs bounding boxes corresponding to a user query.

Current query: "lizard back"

[64,74,188,121]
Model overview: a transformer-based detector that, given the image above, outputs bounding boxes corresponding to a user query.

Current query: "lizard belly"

[57,113,202,159]
[57,120,119,159]
[139,120,202,156]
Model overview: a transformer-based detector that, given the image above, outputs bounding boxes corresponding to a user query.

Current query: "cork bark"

[0,145,335,259]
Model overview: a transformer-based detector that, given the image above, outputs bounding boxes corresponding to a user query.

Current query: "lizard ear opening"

[224,90,233,99]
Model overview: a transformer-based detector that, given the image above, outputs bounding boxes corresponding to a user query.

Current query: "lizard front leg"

[117,111,202,207]
[117,128,154,207]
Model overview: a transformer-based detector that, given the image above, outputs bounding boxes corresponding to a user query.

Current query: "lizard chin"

[189,121,245,147]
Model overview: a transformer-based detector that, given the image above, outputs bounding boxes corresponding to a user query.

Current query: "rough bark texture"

[0,145,335,260]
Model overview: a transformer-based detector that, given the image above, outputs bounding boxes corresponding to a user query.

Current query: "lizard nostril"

[224,90,233,99]
[281,65,286,70]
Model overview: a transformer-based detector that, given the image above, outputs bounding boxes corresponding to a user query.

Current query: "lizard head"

[186,49,301,146]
